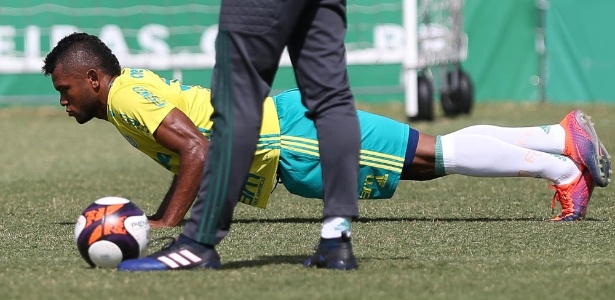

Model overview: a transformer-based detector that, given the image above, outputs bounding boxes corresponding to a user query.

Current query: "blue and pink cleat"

[551,110,611,221]
[550,168,594,221]
[560,110,611,187]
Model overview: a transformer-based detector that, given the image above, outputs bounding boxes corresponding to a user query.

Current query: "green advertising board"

[0,0,404,104]
[2,0,614,105]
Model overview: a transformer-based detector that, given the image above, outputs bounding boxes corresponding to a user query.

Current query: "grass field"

[1,102,614,300]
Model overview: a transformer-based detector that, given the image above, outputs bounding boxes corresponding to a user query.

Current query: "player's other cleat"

[560,110,612,187]
[551,168,595,221]
[304,232,358,270]
[117,234,221,271]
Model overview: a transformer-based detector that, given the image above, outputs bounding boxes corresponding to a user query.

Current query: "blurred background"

[1,0,614,118]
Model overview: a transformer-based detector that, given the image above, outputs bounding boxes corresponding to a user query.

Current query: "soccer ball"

[74,197,150,268]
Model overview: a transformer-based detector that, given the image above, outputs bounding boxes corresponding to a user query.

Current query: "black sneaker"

[303,232,358,270]
[117,234,221,271]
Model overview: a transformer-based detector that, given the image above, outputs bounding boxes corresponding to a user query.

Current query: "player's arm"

[148,107,208,228]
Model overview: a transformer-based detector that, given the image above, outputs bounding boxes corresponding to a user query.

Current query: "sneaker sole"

[575,111,611,187]
[117,259,221,272]
[303,256,358,270]
[551,213,583,222]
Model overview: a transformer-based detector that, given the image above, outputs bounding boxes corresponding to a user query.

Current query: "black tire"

[409,74,434,121]
[441,69,474,116]
[451,70,474,114]
[440,91,458,117]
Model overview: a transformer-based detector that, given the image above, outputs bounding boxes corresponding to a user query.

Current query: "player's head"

[42,32,121,124]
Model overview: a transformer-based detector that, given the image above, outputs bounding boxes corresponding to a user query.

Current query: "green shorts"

[273,88,410,200]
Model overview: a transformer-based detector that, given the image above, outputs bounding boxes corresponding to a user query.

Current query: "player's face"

[51,64,101,124]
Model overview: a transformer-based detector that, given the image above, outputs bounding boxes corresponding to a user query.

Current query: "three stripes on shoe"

[156,249,203,268]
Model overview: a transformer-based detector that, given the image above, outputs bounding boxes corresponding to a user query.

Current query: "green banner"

[463,0,539,102]
[546,0,615,102]
[0,0,404,103]
[2,0,614,105]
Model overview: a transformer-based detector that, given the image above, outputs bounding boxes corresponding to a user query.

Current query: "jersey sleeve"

[109,84,176,140]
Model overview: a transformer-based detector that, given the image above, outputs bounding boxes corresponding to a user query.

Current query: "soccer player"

[43,33,611,271]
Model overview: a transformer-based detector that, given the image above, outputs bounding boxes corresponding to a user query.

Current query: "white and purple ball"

[74,197,150,268]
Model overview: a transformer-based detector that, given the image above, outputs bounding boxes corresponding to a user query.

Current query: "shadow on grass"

[221,255,308,269]
[220,255,417,269]
[56,216,603,227]
[233,216,552,223]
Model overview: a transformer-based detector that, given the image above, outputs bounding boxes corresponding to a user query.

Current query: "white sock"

[438,133,580,185]
[321,217,351,239]
[449,124,566,155]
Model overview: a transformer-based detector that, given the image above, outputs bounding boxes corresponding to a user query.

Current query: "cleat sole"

[576,112,611,187]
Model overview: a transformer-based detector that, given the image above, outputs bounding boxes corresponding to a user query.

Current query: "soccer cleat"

[550,167,595,221]
[117,234,221,271]
[560,110,612,187]
[304,232,358,270]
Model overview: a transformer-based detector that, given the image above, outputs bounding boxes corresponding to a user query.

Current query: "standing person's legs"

[287,0,360,220]
[288,0,360,270]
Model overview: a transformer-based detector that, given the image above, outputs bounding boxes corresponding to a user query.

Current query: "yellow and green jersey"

[107,68,280,208]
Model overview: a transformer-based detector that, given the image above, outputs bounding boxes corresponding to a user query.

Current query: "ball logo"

[84,204,128,245]
[130,220,149,229]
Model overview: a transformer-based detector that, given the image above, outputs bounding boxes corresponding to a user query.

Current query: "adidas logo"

[156,249,203,269]
[376,174,389,187]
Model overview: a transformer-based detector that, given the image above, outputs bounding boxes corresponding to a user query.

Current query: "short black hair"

[42,32,121,76]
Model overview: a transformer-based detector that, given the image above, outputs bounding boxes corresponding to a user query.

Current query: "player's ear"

[86,69,100,89]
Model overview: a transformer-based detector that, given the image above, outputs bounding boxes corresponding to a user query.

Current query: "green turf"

[1,103,614,300]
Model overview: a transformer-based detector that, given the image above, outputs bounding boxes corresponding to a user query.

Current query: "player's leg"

[323,107,595,221]
[448,124,566,154]
[401,131,594,221]
[287,0,360,270]
[401,130,580,184]
[439,133,594,220]
[448,110,610,187]
[434,133,580,184]
[400,132,439,181]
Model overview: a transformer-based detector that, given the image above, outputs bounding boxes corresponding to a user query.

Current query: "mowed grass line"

[1,103,614,300]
